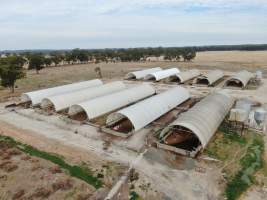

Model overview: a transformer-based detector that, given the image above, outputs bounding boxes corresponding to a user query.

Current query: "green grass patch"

[0,135,102,189]
[204,127,265,200]
[129,191,143,200]
[225,134,264,200]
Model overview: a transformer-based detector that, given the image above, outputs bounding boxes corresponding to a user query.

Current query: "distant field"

[0,50,267,101]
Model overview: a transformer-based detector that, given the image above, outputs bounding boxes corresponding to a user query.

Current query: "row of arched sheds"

[125,67,255,88]
[21,78,235,155]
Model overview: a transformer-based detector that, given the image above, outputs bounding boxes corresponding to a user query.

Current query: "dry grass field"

[1,50,267,102]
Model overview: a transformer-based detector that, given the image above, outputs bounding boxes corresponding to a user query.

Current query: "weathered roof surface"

[196,70,224,85]
[170,69,200,83]
[144,68,180,81]
[41,81,125,112]
[68,83,156,119]
[21,79,103,106]
[161,91,234,148]
[106,86,190,132]
[124,67,162,80]
[224,70,254,88]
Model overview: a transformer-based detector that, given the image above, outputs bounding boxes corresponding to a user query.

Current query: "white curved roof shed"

[224,70,254,88]
[21,79,103,106]
[106,86,190,133]
[68,84,156,119]
[160,91,234,148]
[144,68,180,81]
[41,81,125,112]
[125,67,162,80]
[196,70,224,86]
[170,69,200,83]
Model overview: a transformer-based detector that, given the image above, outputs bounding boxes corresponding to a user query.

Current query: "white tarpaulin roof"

[224,70,254,88]
[21,79,103,106]
[196,70,224,85]
[144,68,180,81]
[68,83,155,119]
[125,67,162,79]
[106,86,190,132]
[170,69,200,83]
[161,91,234,148]
[41,81,125,112]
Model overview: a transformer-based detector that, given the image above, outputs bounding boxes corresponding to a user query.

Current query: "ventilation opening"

[162,126,201,151]
[69,111,87,121]
[225,79,243,88]
[196,78,209,85]
[169,76,182,83]
[126,74,136,80]
[107,117,134,134]
[41,99,56,112]
[145,76,156,81]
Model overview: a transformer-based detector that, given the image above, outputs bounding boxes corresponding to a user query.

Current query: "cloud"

[0,0,266,49]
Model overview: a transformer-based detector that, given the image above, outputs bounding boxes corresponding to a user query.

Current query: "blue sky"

[0,0,267,50]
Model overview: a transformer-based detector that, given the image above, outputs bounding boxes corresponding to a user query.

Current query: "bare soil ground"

[0,51,267,199]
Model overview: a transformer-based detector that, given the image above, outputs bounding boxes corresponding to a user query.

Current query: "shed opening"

[161,125,201,151]
[225,79,244,88]
[41,99,56,111]
[169,76,182,83]
[106,114,134,134]
[69,106,88,121]
[196,78,209,85]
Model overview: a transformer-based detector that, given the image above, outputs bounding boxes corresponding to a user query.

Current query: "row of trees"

[0,47,197,92]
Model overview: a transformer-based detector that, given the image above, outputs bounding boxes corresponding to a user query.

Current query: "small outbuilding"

[169,69,200,83]
[195,70,224,86]
[224,70,254,88]
[144,68,180,81]
[41,81,125,112]
[21,79,103,106]
[105,86,190,137]
[159,91,234,156]
[125,67,162,80]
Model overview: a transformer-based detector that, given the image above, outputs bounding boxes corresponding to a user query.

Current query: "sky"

[0,0,267,50]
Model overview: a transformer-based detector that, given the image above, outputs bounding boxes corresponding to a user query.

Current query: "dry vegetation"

[1,50,267,102]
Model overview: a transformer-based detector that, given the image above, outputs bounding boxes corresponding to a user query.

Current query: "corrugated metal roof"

[196,70,224,86]
[41,81,125,112]
[160,91,234,148]
[106,86,190,132]
[124,67,162,80]
[68,83,156,119]
[170,69,200,83]
[224,70,254,88]
[21,79,103,106]
[144,68,180,81]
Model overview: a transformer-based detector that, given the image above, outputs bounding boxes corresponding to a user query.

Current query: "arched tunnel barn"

[224,70,254,88]
[144,68,180,81]
[41,81,125,112]
[68,84,156,120]
[124,67,162,80]
[105,86,190,136]
[169,69,200,83]
[159,91,234,154]
[195,70,224,86]
[21,79,103,106]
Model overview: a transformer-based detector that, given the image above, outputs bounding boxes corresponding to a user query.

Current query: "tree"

[0,56,26,93]
[28,54,45,73]
[44,58,52,67]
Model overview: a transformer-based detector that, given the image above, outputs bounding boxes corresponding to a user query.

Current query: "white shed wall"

[68,84,156,119]
[125,67,162,79]
[144,68,180,81]
[106,86,190,132]
[21,79,103,106]
[41,81,125,112]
